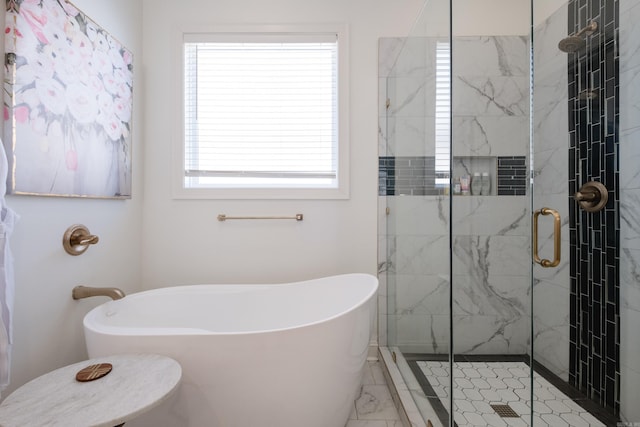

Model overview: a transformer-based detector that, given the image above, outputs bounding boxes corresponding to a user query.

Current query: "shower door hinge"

[5,52,16,66]
[386,98,390,110]
[386,207,390,216]
[392,351,397,363]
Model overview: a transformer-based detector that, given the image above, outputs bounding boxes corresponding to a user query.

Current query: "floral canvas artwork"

[3,0,133,198]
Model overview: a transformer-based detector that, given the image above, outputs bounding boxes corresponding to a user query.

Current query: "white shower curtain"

[0,140,18,398]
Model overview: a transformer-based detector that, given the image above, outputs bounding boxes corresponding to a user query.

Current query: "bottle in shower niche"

[453,177,461,195]
[481,172,491,195]
[459,175,470,195]
[471,172,482,195]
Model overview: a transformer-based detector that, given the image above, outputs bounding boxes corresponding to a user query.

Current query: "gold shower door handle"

[533,207,561,268]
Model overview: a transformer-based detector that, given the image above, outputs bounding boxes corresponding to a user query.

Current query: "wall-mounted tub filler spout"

[72,286,125,301]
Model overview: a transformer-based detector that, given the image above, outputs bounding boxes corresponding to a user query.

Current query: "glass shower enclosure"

[378,0,639,425]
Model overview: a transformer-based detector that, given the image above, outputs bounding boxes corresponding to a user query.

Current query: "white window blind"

[183,34,339,189]
[435,41,451,186]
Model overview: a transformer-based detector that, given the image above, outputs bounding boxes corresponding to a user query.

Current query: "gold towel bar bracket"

[217,214,304,222]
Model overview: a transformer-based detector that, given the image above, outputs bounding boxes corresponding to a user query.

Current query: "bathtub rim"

[83,273,378,337]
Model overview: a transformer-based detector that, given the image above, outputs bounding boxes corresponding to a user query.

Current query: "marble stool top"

[0,353,181,427]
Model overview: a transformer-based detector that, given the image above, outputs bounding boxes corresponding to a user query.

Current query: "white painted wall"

[0,0,144,399]
[140,0,425,288]
[406,0,531,37]
[407,0,563,37]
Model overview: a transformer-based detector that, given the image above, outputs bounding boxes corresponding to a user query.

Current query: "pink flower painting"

[3,0,133,198]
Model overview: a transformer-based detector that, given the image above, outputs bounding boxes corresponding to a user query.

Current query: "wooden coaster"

[75,363,113,382]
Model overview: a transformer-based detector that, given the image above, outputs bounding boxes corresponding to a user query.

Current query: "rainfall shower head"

[558,36,585,53]
[558,20,599,53]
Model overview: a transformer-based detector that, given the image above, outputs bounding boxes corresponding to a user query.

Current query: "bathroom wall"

[140,1,424,284]
[0,0,144,399]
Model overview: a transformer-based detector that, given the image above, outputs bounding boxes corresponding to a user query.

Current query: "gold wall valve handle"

[574,181,608,212]
[63,224,99,256]
[533,207,561,268]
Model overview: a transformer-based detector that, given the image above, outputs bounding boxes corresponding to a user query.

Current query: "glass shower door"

[380,0,637,425]
[449,2,534,426]
[531,1,627,425]
[379,0,453,423]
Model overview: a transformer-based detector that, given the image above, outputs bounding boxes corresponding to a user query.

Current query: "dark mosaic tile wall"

[378,156,396,196]
[379,156,527,196]
[497,156,527,196]
[567,0,620,415]
[378,156,446,196]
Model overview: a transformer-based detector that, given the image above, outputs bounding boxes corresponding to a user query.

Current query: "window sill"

[172,185,350,200]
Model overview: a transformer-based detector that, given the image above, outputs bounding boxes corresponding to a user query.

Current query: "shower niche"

[451,156,496,196]
[451,156,528,197]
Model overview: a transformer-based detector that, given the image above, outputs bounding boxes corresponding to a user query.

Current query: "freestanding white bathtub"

[83,273,378,427]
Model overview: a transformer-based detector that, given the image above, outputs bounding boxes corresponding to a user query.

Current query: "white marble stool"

[0,353,181,427]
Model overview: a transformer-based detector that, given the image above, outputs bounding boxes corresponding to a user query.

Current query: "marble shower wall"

[378,35,530,354]
[379,37,438,159]
[619,0,640,422]
[451,36,530,355]
[452,37,529,157]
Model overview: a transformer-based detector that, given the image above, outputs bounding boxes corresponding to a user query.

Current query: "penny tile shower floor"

[418,361,606,427]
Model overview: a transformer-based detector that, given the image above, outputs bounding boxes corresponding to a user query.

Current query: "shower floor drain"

[490,404,519,418]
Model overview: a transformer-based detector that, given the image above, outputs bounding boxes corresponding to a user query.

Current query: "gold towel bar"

[217,214,304,222]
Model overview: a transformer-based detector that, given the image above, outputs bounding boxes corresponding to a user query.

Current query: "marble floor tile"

[345,361,403,427]
[355,385,401,421]
[345,421,403,427]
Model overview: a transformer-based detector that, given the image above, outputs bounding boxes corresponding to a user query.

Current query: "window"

[177,27,349,199]
[434,41,451,187]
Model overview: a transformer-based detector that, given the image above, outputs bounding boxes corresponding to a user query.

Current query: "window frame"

[173,24,350,200]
